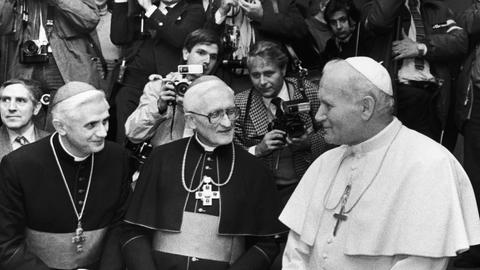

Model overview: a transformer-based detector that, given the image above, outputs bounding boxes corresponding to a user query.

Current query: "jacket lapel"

[249,90,270,137]
[0,126,12,159]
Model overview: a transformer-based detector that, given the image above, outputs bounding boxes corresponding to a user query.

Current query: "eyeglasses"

[186,107,240,124]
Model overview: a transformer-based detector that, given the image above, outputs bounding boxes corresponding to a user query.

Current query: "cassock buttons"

[191,257,199,262]
[78,189,85,194]
[207,157,212,161]
[78,200,84,205]
[198,208,205,213]
[78,177,86,182]
[205,165,211,170]
[158,22,163,26]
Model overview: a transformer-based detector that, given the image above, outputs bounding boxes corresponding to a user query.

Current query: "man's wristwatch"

[417,43,427,56]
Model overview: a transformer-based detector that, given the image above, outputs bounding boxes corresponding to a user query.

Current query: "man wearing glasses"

[121,75,286,270]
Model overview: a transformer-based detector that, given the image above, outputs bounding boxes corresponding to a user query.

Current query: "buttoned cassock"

[0,133,131,270]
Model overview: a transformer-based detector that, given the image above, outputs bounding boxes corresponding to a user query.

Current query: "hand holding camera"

[255,129,287,156]
[238,0,263,21]
[218,0,239,16]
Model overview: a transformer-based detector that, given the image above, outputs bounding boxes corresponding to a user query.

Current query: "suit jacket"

[234,77,329,179]
[0,125,49,161]
[111,0,205,78]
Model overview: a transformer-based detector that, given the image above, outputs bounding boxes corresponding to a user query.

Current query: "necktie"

[408,0,425,70]
[15,136,29,146]
[271,97,284,118]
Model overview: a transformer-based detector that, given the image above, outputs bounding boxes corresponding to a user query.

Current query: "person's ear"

[182,48,189,61]
[281,65,287,77]
[185,114,197,130]
[52,118,68,136]
[32,102,42,116]
[360,95,375,120]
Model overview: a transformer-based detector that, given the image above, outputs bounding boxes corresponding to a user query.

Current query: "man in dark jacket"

[454,1,480,267]
[110,0,204,143]
[362,0,468,143]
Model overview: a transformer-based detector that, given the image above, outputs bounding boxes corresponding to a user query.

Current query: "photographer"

[234,41,329,205]
[124,28,220,147]
[204,0,316,91]
[110,0,205,143]
[0,0,101,130]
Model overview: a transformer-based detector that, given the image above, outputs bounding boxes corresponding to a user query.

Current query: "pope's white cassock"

[280,118,480,270]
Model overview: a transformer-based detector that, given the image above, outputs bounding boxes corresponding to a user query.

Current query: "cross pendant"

[195,183,220,206]
[72,221,86,253]
[333,205,348,236]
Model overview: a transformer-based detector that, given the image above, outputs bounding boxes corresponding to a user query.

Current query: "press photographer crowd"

[1,0,480,269]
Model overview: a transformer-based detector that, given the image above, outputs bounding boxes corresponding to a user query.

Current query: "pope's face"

[0,83,41,133]
[62,98,109,157]
[248,57,286,98]
[315,72,363,145]
[190,89,235,148]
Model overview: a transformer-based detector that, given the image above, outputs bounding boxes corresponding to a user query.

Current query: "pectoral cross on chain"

[332,184,352,236]
[72,221,86,253]
[195,176,220,206]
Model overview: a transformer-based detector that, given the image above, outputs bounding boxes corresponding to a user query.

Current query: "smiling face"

[0,83,41,134]
[315,68,364,145]
[54,94,110,157]
[248,56,286,98]
[188,88,236,147]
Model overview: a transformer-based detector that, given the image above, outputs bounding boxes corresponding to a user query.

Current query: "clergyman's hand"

[392,31,421,60]
[255,129,287,156]
[238,0,263,21]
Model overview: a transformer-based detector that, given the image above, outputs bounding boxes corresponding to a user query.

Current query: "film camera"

[167,64,203,96]
[268,99,311,139]
[221,24,246,69]
[19,40,49,64]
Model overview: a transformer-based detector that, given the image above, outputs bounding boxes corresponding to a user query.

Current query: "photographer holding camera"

[0,0,101,129]
[124,28,221,148]
[234,41,329,205]
[110,0,205,144]
[204,0,316,91]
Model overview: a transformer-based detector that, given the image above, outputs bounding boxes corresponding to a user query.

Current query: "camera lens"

[23,40,39,55]
[175,82,189,97]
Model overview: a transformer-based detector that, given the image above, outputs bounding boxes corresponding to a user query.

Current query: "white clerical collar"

[8,124,35,146]
[58,135,90,161]
[262,81,289,108]
[195,134,216,152]
[347,117,402,155]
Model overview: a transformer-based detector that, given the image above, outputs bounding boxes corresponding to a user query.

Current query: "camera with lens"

[221,24,247,69]
[165,64,204,96]
[268,99,311,139]
[19,40,49,64]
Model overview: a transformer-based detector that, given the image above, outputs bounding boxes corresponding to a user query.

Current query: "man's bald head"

[183,75,234,113]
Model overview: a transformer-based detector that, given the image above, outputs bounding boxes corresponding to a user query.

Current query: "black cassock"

[0,133,131,270]
[123,136,287,270]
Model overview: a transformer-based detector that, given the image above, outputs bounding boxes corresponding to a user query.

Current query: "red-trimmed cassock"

[122,136,287,270]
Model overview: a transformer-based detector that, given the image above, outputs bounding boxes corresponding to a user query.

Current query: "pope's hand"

[256,130,287,156]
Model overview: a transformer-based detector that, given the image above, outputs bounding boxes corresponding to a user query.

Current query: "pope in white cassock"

[279,56,480,270]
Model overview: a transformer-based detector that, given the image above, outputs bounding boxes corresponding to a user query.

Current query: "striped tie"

[15,136,29,146]
[409,0,425,70]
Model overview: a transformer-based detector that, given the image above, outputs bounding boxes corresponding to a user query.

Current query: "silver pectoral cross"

[72,221,86,253]
[332,184,351,237]
[195,182,220,206]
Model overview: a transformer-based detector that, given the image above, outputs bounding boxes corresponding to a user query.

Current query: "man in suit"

[0,79,49,160]
[234,41,329,206]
